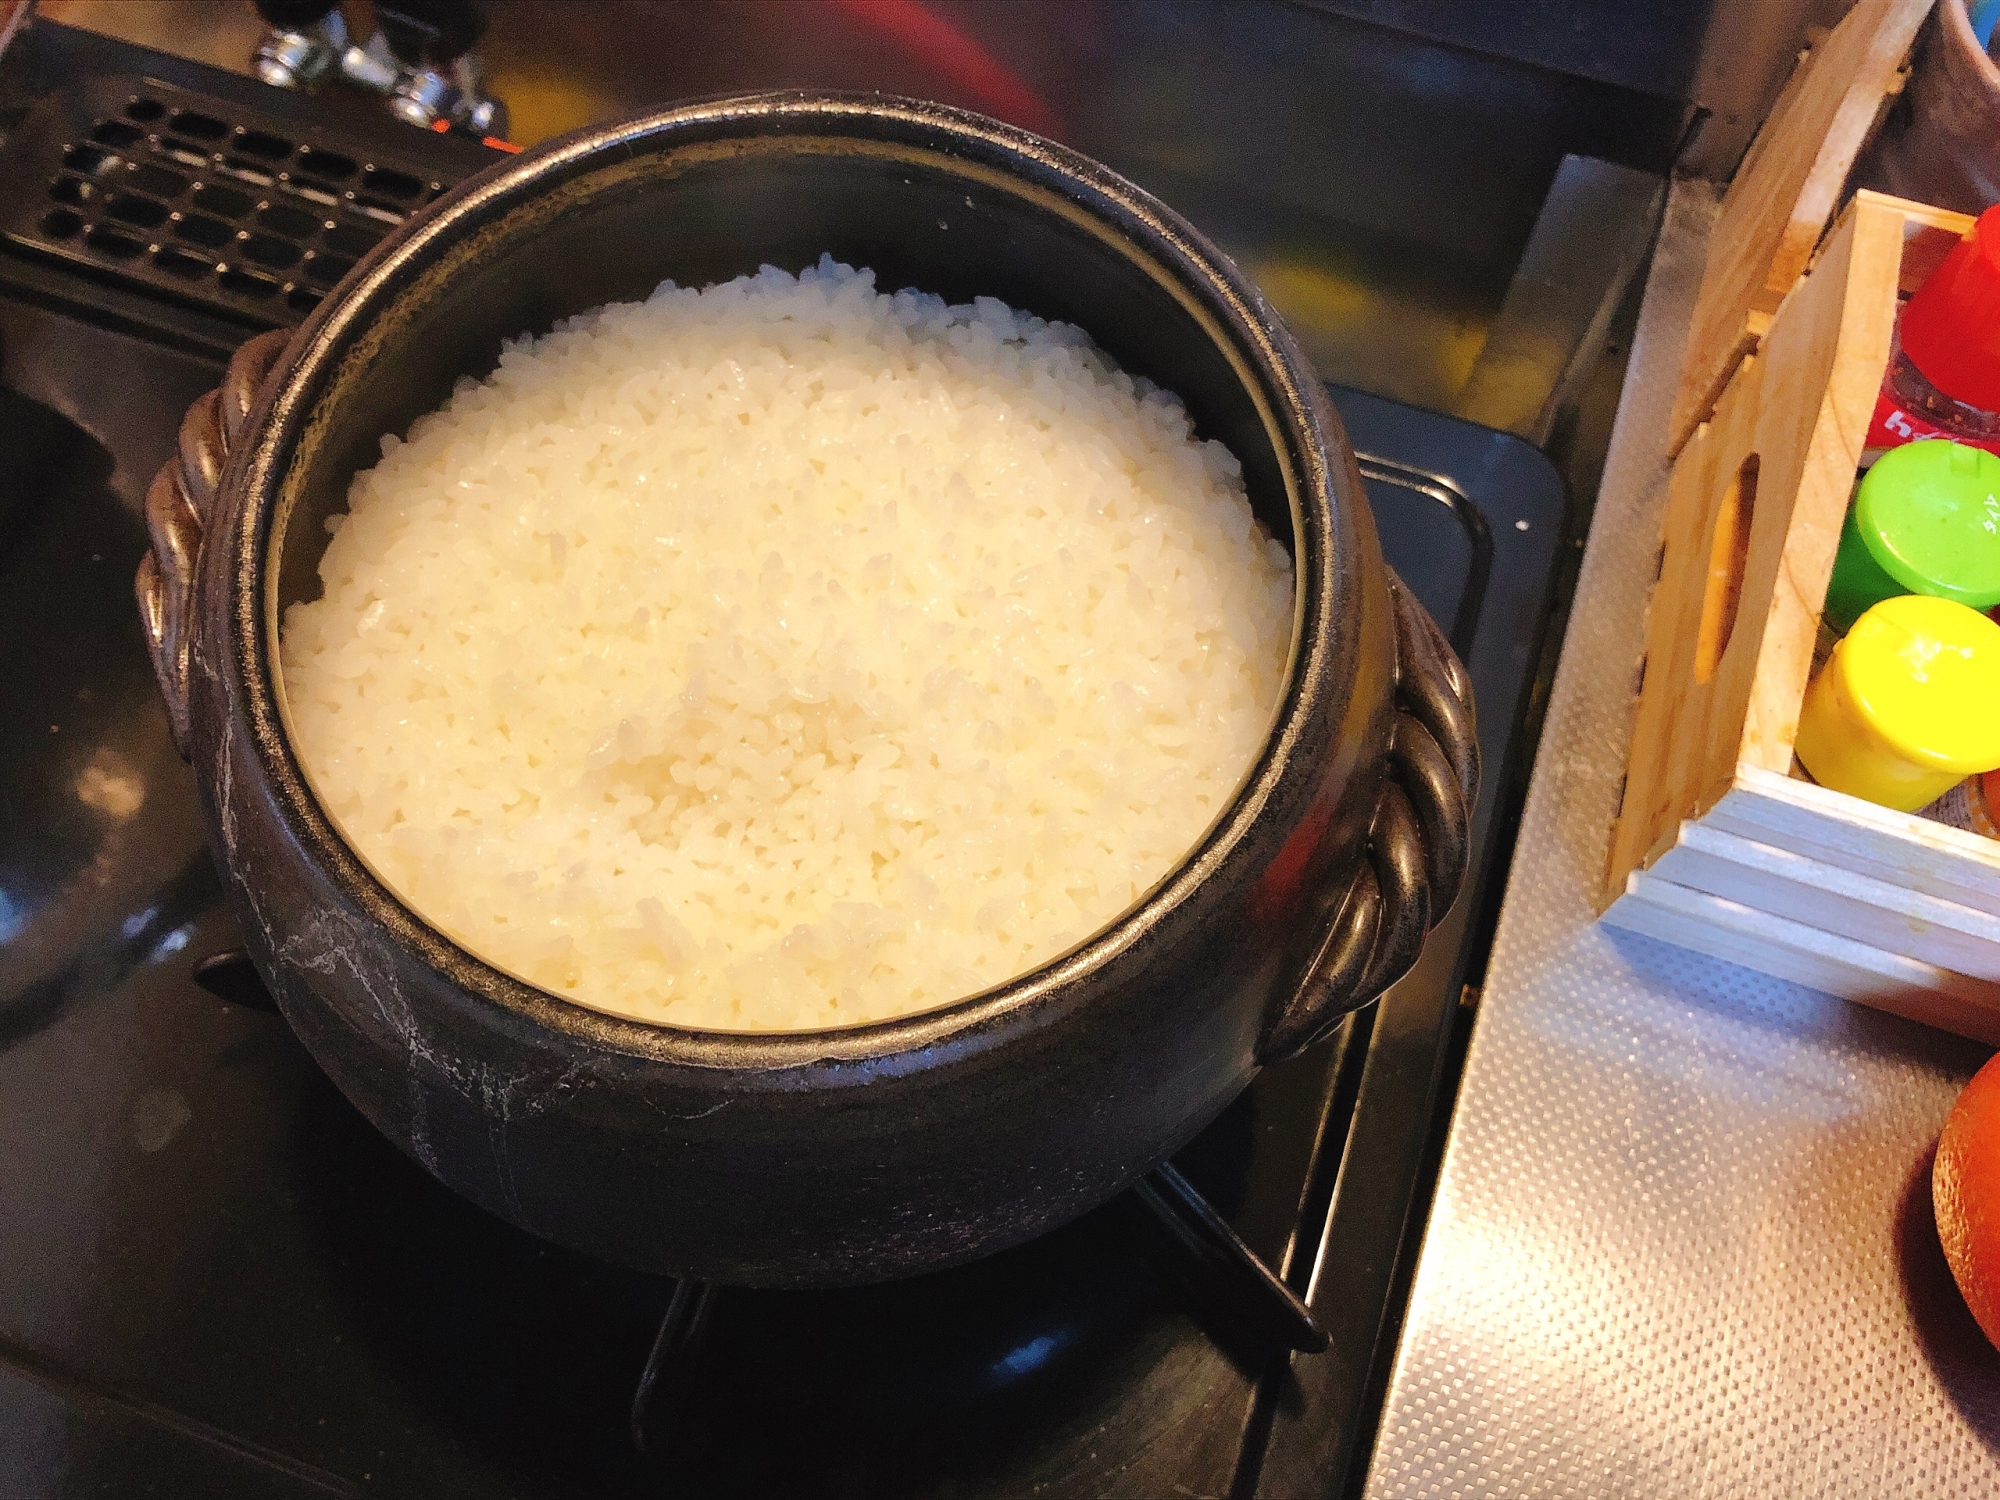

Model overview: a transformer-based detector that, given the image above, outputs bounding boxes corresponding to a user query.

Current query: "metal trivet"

[625,1171,1328,1461]
[193,950,1331,1466]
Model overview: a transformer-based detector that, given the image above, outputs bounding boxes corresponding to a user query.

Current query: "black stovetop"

[0,24,1566,1500]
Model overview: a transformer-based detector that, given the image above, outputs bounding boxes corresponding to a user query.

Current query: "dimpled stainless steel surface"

[1363,181,2000,1499]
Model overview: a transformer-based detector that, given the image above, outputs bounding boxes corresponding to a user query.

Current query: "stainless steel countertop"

[1363,181,2000,1499]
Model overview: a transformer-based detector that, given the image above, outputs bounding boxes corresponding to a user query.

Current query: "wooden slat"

[1706,767,2000,914]
[1605,201,1890,896]
[1668,0,1933,452]
[1603,872,2000,1046]
[1738,193,1916,771]
[1649,818,2000,979]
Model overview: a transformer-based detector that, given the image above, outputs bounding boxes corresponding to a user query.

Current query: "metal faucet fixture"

[251,0,349,88]
[374,0,507,137]
[250,0,507,140]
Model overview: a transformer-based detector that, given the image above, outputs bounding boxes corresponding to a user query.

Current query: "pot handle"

[136,329,292,759]
[1259,574,1478,1062]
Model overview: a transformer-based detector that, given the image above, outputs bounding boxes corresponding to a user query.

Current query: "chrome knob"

[386,52,505,139]
[337,31,402,94]
[251,8,348,89]
[387,66,454,129]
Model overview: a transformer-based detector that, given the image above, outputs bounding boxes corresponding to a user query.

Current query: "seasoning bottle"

[1927,766,2000,837]
[1823,439,2000,633]
[1795,593,2000,812]
[1864,203,2000,464]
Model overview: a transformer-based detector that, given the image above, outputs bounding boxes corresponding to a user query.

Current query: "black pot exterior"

[181,94,1411,1288]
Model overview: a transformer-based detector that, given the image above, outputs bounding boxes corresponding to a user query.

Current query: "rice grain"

[281,258,1294,1030]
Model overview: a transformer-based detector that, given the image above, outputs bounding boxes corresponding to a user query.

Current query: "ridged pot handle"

[136,329,292,759]
[1259,574,1478,1063]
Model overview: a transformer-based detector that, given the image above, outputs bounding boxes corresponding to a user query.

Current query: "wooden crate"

[1599,189,2000,1045]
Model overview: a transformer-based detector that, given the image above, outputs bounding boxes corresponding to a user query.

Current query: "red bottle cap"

[1903,204,2000,411]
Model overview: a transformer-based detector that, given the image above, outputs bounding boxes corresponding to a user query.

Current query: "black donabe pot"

[136,93,1476,1289]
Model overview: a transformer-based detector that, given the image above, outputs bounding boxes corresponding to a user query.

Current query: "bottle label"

[1867,390,2000,460]
[1923,778,2000,838]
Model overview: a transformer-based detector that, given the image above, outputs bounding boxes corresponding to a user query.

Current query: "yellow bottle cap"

[1797,594,2000,810]
[1840,594,2000,771]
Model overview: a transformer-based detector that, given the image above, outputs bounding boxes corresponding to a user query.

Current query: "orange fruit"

[1934,1049,2000,1350]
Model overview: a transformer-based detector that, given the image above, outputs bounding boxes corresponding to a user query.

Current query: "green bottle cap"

[1825,440,2000,633]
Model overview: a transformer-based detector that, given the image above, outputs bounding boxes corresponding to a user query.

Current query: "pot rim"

[223,89,1359,1066]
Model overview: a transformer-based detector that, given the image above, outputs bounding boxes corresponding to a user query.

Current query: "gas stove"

[0,20,1566,1498]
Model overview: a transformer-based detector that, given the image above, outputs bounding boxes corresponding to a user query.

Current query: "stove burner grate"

[192,945,1333,1471]
[626,1166,1329,1463]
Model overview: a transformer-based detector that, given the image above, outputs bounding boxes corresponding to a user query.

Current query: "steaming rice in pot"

[280,258,1294,1030]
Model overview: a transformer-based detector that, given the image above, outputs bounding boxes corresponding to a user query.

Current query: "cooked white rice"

[281,257,1294,1031]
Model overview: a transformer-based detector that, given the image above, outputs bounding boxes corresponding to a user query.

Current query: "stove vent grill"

[2,77,479,327]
